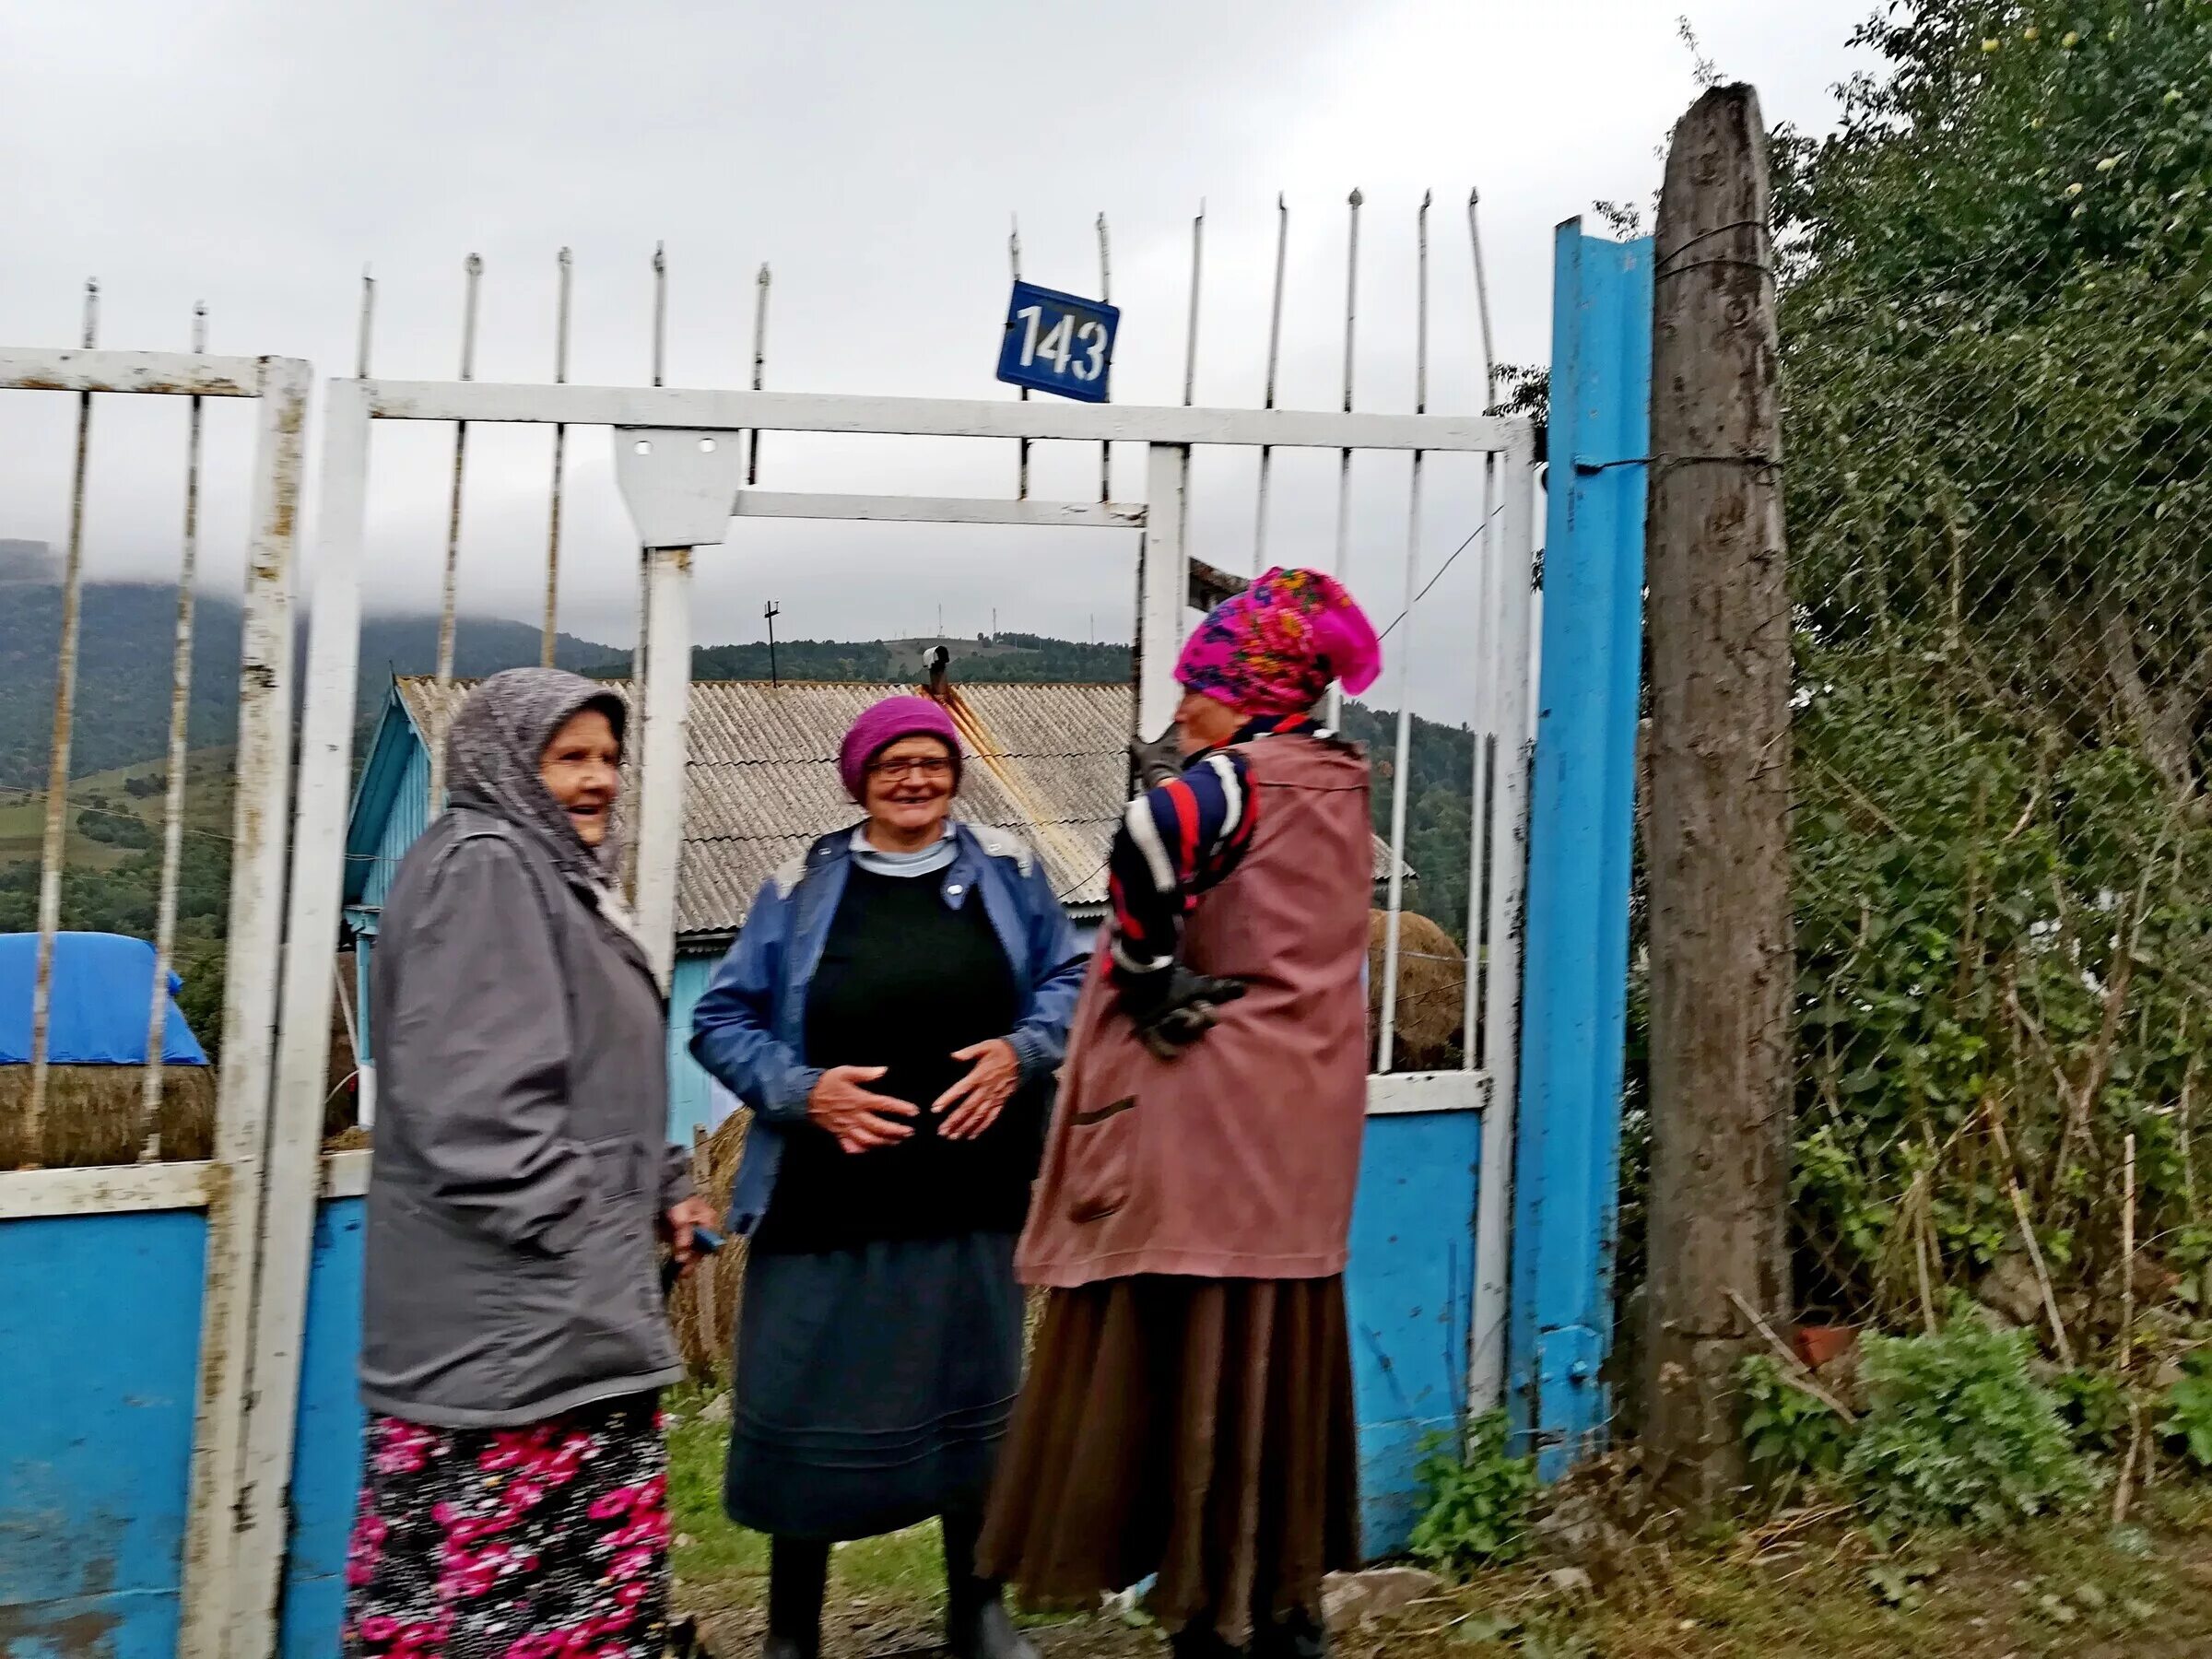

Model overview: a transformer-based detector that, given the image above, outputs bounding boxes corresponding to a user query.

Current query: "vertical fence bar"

[1469,431,1536,1418]
[1464,182,1518,1415]
[1182,201,1205,406]
[1009,218,1030,500]
[1376,194,1430,1075]
[748,262,771,484]
[634,544,694,989]
[427,253,483,808]
[177,356,312,1659]
[1508,224,1653,1473]
[224,375,372,1653]
[355,267,375,377]
[1096,215,1112,501]
[1332,189,1363,580]
[138,300,210,1159]
[25,279,100,1160]
[1253,194,1288,572]
[652,241,668,387]
[543,247,573,665]
[624,249,667,903]
[1463,187,1501,1069]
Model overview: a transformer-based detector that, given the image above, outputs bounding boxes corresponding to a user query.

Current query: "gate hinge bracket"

[613,428,748,549]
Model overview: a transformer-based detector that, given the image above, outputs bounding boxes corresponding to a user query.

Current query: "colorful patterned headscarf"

[1172,566,1383,717]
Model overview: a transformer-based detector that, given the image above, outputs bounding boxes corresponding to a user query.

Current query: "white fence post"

[178,354,312,1659]
[1135,442,1191,743]
[633,545,694,990]
[221,376,374,1655]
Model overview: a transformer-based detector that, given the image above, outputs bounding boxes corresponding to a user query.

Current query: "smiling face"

[538,707,621,848]
[862,733,958,847]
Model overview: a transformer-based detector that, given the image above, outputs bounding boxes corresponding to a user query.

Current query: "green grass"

[0,748,236,875]
[667,1393,951,1607]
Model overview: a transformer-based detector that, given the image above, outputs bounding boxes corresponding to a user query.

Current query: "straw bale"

[1367,910,1468,1071]
[0,1062,218,1169]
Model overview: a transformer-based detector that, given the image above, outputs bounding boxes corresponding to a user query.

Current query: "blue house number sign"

[996,280,1118,403]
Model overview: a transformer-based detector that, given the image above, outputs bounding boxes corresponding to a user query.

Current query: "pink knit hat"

[838,695,964,801]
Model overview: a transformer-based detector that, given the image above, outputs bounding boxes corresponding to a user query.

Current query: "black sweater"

[754,867,1037,1253]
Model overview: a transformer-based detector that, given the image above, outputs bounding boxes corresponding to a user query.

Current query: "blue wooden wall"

[1347,1111,1481,1552]
[277,1198,368,1657]
[0,1210,206,1657]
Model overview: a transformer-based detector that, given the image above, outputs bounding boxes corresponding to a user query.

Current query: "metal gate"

[1,210,1649,1659]
[0,342,307,1656]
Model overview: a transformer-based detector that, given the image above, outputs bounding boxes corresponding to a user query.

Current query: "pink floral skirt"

[343,1394,670,1659]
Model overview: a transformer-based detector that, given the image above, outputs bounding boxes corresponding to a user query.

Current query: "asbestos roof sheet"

[394,676,1406,935]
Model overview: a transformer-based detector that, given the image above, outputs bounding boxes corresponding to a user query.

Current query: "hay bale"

[663,1107,1053,1389]
[1367,910,1467,1071]
[0,1062,218,1169]
[668,1109,752,1384]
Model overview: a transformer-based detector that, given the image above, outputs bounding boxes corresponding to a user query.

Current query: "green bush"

[1742,1356,1853,1503]
[1408,1411,1537,1573]
[2159,1355,2212,1470]
[1843,1323,2091,1540]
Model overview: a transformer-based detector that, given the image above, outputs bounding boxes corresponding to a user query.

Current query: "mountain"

[0,586,1483,1072]
[0,582,621,790]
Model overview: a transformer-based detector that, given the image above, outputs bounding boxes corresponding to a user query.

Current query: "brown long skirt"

[976,1276,1360,1644]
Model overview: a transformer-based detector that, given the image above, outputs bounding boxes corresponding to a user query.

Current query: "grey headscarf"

[443,667,628,892]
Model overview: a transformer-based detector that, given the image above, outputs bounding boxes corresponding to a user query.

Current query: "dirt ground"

[675,1489,2212,1659]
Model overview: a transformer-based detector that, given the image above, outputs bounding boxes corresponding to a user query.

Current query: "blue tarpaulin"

[0,932,209,1065]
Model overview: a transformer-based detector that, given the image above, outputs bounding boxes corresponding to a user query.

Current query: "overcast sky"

[2,0,1874,720]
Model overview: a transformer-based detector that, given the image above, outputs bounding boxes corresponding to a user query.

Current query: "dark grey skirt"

[724,1231,1022,1541]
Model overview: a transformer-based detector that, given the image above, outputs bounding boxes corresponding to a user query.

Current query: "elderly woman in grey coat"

[347,668,714,1659]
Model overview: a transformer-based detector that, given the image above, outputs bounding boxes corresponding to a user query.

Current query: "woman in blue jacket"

[691,694,1085,1659]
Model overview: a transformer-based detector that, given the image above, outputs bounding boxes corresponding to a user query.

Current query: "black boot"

[1252,1609,1327,1659]
[1168,1624,1242,1659]
[763,1536,828,1659]
[942,1514,1037,1659]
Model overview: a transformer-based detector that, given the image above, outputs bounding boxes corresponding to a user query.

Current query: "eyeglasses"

[867,756,955,782]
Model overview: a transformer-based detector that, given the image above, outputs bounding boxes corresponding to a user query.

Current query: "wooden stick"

[2122,1132,2138,1376]
[1726,1288,1857,1423]
[1914,1195,1941,1336]
[1984,1101,2077,1368]
[2113,1396,2145,1526]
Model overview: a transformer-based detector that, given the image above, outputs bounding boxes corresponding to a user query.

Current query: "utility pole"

[1641,82,1794,1514]
[764,599,781,688]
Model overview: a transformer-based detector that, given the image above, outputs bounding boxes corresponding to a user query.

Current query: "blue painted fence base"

[1347,1110,1481,1555]
[0,1211,206,1659]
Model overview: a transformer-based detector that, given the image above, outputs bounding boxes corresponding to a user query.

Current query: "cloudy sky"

[2,0,1874,719]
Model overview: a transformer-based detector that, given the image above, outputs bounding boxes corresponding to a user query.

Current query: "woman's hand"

[808,1065,919,1154]
[934,1039,1021,1140]
[664,1195,719,1269]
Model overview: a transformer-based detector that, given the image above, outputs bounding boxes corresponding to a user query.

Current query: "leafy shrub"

[2051,1370,2131,1455]
[1842,1322,2090,1540]
[1408,1411,1537,1573]
[2159,1355,2212,1469]
[1741,1356,1853,1501]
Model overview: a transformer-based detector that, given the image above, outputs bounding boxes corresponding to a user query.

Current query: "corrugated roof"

[393,677,1406,936]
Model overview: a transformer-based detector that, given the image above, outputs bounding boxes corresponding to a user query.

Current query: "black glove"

[1120,965,1247,1060]
[1130,724,1185,792]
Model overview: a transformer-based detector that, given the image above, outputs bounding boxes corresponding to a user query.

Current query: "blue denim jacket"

[690,820,1088,1236]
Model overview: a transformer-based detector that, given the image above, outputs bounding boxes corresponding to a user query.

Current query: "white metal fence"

[2,194,1541,1653]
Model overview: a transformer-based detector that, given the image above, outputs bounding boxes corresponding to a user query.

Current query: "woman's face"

[1173,689,1245,757]
[540,707,621,848]
[863,734,957,841]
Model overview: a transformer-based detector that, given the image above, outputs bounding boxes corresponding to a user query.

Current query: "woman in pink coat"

[978,569,1383,1659]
